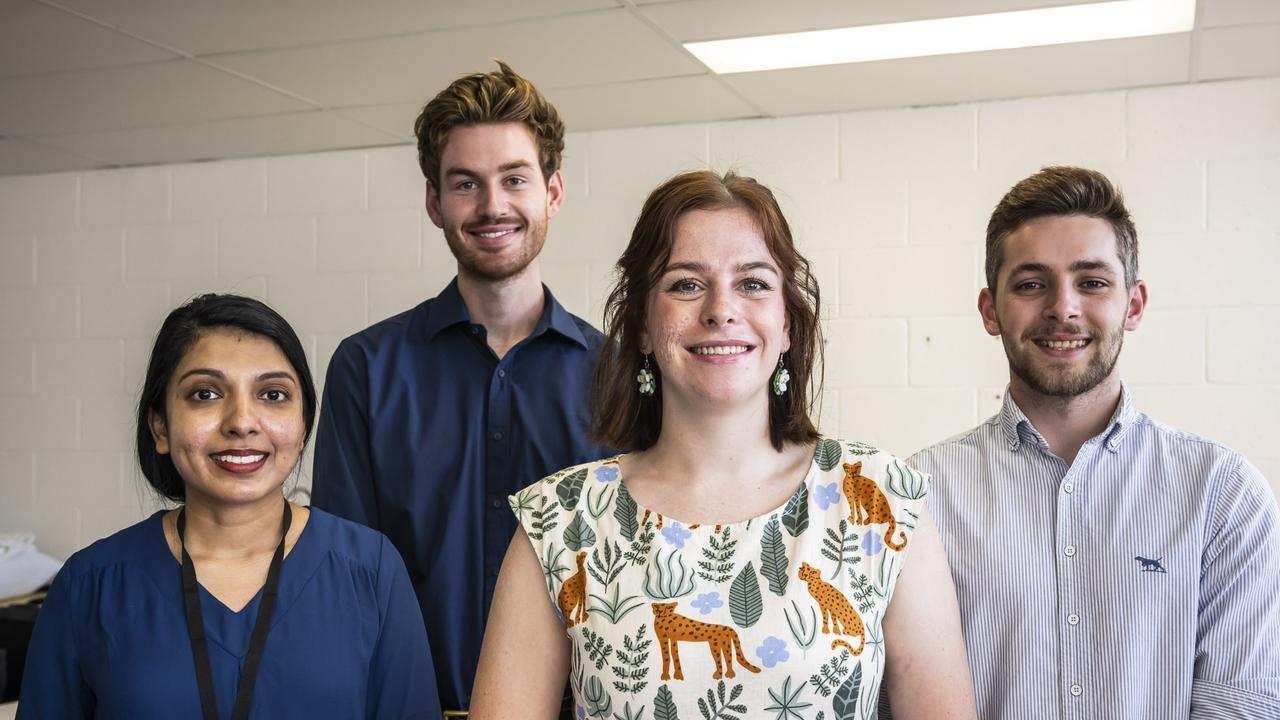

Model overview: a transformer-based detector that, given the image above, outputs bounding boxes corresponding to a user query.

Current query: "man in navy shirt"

[312,61,611,714]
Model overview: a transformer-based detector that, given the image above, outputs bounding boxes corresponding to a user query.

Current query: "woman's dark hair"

[135,294,317,502]
[593,170,823,452]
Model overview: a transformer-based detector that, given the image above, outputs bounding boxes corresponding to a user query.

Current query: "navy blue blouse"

[312,279,611,710]
[18,508,440,719]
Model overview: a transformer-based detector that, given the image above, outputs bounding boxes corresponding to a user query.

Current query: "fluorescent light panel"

[685,0,1196,74]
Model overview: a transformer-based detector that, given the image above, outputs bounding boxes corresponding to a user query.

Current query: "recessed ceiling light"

[685,0,1196,74]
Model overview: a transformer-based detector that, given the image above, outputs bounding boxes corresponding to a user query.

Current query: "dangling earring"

[637,354,656,396]
[771,354,791,396]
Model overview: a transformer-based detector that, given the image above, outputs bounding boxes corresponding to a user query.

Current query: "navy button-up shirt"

[312,278,611,711]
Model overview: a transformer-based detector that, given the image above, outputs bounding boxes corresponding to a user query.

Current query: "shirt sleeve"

[1190,457,1280,717]
[312,338,377,527]
[17,564,92,719]
[366,534,442,720]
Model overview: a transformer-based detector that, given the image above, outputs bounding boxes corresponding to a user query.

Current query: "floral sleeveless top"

[509,438,930,720]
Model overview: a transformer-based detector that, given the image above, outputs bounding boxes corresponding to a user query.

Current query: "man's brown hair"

[593,170,822,452]
[414,61,564,188]
[985,166,1138,292]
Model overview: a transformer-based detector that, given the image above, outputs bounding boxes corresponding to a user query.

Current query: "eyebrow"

[444,160,534,178]
[662,260,780,275]
[1008,259,1119,277]
[177,368,297,383]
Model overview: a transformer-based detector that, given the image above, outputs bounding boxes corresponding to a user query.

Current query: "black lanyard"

[178,501,291,720]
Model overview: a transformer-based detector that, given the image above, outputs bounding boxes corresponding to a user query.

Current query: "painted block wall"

[2,77,1278,560]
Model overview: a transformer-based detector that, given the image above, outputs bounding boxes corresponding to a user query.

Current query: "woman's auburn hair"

[591,170,822,452]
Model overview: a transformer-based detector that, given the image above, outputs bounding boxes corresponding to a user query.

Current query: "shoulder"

[817,437,930,495]
[304,507,397,568]
[332,302,427,359]
[511,455,623,506]
[905,416,1001,475]
[58,512,165,578]
[567,312,605,349]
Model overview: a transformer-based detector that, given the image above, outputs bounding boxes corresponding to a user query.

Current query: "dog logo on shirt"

[1134,556,1167,573]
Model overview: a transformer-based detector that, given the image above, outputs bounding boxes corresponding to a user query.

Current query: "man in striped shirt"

[910,166,1280,718]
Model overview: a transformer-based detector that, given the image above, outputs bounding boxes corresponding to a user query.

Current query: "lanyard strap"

[178,501,292,720]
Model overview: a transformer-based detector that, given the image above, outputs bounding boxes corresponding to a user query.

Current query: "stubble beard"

[1001,321,1124,398]
[446,211,548,283]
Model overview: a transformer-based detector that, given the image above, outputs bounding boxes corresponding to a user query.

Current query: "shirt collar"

[420,277,589,349]
[1000,381,1138,454]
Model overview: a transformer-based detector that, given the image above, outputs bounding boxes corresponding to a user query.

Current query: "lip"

[466,224,523,249]
[687,341,755,362]
[1031,334,1092,357]
[209,449,269,474]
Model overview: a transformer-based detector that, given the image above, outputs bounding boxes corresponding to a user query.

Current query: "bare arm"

[882,505,977,719]
[470,527,571,720]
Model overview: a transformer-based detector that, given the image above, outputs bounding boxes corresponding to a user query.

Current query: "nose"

[479,182,507,220]
[702,285,737,327]
[1044,283,1082,322]
[221,393,259,438]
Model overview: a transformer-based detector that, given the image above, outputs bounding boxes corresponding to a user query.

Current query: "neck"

[646,394,779,477]
[1008,374,1124,464]
[456,262,545,358]
[180,492,287,559]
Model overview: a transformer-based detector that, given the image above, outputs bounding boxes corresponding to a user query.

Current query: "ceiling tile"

[545,75,758,130]
[0,59,311,136]
[637,0,1099,42]
[0,0,175,78]
[1201,0,1280,28]
[54,0,619,55]
[0,137,102,176]
[332,103,420,141]
[27,110,403,167]
[721,34,1191,117]
[212,9,703,108]
[1199,23,1280,80]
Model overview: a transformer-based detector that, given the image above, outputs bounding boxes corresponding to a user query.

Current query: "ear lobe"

[1124,280,1148,331]
[149,410,170,455]
[425,181,445,229]
[545,170,565,220]
[978,288,1001,337]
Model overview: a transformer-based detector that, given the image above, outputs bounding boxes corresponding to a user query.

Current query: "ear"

[638,327,652,355]
[978,288,1001,337]
[425,181,444,229]
[544,170,565,220]
[782,312,791,353]
[148,410,171,455]
[1124,279,1148,331]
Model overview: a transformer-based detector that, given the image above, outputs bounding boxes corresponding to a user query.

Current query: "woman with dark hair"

[19,294,440,719]
[472,171,975,718]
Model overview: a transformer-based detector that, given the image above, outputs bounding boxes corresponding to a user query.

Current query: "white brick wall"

[2,77,1278,557]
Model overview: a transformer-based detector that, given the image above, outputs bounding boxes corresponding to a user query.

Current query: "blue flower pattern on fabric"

[690,591,723,615]
[595,465,619,482]
[755,636,790,668]
[862,531,883,556]
[661,521,692,549]
[814,482,841,511]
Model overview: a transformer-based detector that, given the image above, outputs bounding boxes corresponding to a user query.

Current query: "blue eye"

[668,279,701,294]
[741,277,771,293]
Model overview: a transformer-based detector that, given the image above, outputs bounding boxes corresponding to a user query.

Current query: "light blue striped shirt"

[910,384,1280,719]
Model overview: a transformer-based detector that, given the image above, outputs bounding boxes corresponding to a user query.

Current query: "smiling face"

[149,327,305,508]
[426,122,564,283]
[641,207,789,409]
[980,214,1146,400]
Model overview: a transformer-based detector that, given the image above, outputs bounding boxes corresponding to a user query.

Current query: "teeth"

[213,454,265,464]
[692,345,749,356]
[1040,339,1088,350]
[476,229,515,238]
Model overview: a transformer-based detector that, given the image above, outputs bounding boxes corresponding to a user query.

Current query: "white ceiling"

[1,0,1277,176]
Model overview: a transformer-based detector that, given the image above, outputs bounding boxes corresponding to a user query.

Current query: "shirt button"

[470,326,480,335]
[1064,545,1077,557]
[1067,613,1080,626]
[490,498,502,509]
[492,431,503,441]
[1070,684,1083,697]
[497,369,506,378]
[1063,482,1074,494]
[491,568,500,578]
